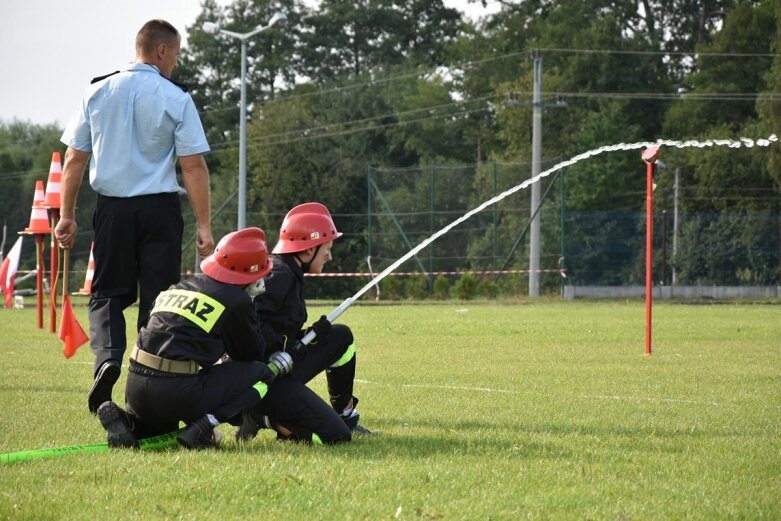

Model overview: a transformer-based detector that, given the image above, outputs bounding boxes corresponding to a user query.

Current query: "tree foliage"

[1,0,778,291]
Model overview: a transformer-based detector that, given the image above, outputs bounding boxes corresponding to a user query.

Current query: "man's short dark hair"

[136,20,180,56]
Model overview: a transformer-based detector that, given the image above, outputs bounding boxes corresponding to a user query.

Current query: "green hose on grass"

[0,429,182,464]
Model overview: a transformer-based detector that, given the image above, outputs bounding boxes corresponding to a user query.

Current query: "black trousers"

[89,193,183,375]
[125,359,268,438]
[255,378,352,444]
[290,323,356,413]
[247,323,356,444]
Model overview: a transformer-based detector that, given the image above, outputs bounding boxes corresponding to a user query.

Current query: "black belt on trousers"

[130,346,200,375]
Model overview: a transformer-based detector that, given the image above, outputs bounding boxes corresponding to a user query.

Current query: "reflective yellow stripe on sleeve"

[151,289,226,333]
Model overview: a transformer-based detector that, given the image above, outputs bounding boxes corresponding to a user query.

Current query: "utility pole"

[529,50,542,297]
[672,167,679,285]
[507,51,565,296]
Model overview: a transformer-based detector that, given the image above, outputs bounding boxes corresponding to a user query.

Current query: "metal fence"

[175,160,780,298]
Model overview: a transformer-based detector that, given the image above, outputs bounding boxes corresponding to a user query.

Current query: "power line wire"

[207,90,778,152]
[554,91,781,101]
[0,82,775,160]
[243,105,495,149]
[0,48,776,151]
[195,51,529,118]
[209,94,501,151]
[537,47,779,58]
[196,46,778,117]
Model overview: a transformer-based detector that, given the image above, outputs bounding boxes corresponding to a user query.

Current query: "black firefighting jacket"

[253,253,308,351]
[137,275,269,368]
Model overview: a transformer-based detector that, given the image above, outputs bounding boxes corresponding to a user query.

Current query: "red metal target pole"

[642,146,660,356]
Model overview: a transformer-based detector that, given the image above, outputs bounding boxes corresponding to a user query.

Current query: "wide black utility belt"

[130,346,200,375]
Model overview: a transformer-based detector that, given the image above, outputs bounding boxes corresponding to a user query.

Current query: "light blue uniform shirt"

[61,62,210,197]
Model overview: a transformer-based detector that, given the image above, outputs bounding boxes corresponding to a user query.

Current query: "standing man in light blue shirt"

[55,19,215,415]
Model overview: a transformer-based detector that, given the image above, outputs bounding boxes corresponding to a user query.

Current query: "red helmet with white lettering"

[200,227,273,285]
[272,202,343,254]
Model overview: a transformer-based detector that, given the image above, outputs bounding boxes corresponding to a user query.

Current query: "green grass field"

[1,299,779,520]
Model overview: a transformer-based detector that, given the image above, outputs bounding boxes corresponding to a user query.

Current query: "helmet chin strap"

[296,244,322,273]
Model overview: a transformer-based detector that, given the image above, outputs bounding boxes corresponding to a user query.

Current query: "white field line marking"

[354,378,738,407]
[65,364,776,409]
[357,380,516,394]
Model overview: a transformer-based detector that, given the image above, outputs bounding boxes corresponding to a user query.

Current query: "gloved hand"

[310,315,332,339]
[267,351,293,377]
[286,340,305,356]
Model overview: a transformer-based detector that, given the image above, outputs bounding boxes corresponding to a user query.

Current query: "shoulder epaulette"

[90,69,189,92]
[90,71,120,84]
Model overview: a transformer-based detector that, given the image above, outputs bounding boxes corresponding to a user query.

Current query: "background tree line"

[1,0,778,297]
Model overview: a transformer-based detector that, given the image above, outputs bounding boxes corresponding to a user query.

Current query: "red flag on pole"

[58,250,88,358]
[59,294,88,358]
[0,236,23,308]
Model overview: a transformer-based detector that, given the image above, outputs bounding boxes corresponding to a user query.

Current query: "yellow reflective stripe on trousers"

[330,342,356,368]
[311,433,323,445]
[253,381,268,399]
[151,289,225,333]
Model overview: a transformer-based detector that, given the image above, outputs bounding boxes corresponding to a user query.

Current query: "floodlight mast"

[202,13,288,229]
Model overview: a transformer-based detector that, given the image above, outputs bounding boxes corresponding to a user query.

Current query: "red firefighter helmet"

[200,227,273,285]
[272,202,343,254]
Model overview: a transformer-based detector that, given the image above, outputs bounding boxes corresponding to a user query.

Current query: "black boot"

[97,401,138,448]
[178,416,220,450]
[341,410,374,436]
[235,410,266,442]
[88,360,120,415]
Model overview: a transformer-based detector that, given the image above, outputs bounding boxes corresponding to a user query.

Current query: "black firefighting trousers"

[246,323,357,444]
[124,358,267,439]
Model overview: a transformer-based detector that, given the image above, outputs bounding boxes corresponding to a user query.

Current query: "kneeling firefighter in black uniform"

[237,202,372,442]
[96,227,298,449]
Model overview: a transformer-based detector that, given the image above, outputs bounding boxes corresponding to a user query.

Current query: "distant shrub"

[381,276,403,300]
[500,273,528,297]
[453,273,478,300]
[477,277,499,299]
[432,275,450,300]
[405,274,429,300]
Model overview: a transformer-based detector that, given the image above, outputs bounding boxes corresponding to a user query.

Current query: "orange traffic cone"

[20,180,52,235]
[74,242,95,295]
[42,152,62,209]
